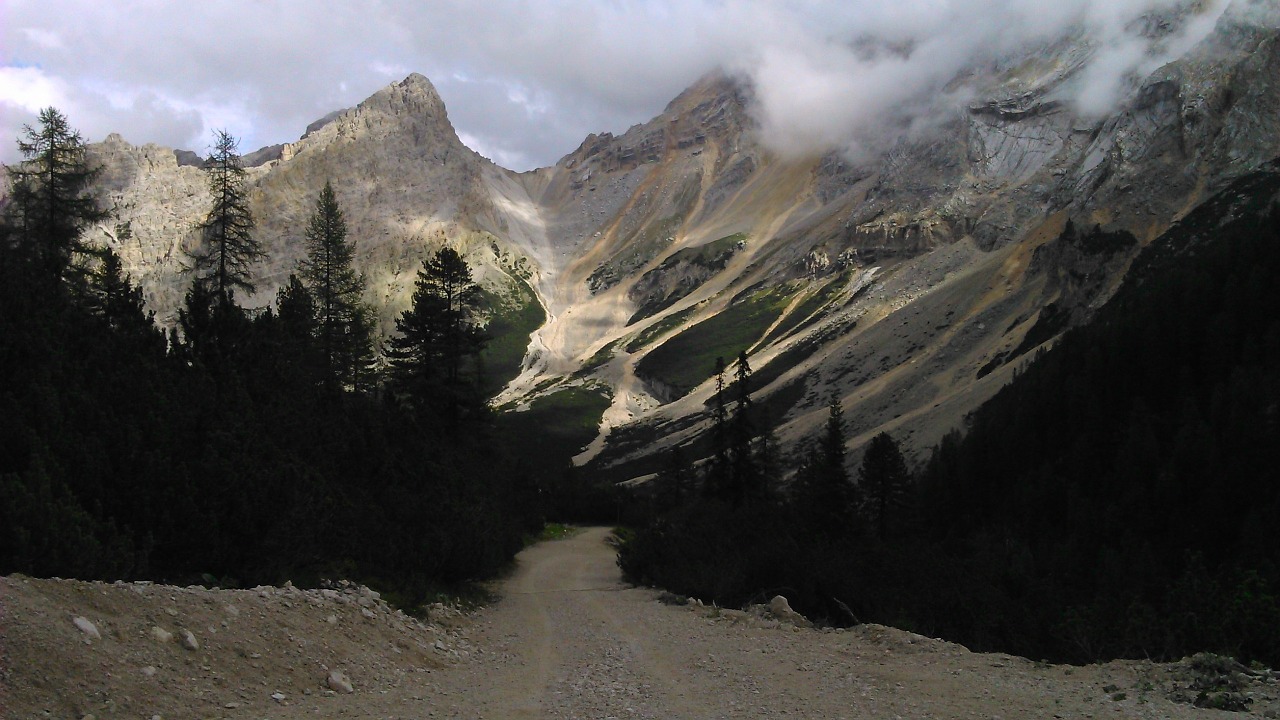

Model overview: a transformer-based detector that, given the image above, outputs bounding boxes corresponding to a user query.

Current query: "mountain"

[81,1,1280,477]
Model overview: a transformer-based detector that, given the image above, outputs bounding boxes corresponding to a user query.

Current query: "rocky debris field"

[0,575,471,718]
[3,528,1278,719]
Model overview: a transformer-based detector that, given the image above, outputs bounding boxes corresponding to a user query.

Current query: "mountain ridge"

[75,1,1280,475]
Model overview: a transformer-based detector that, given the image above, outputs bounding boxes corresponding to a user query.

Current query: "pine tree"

[299,181,373,391]
[387,246,486,427]
[858,431,910,541]
[188,130,261,308]
[2,107,108,284]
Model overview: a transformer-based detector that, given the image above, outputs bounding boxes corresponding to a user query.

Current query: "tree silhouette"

[859,431,910,541]
[188,130,261,308]
[387,246,487,427]
[792,395,857,539]
[300,181,374,391]
[2,107,108,285]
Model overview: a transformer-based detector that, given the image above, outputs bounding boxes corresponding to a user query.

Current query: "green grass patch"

[626,305,700,353]
[588,215,681,293]
[760,272,848,347]
[496,385,613,472]
[575,339,623,378]
[634,289,791,398]
[479,276,545,397]
[628,233,746,324]
[532,522,580,543]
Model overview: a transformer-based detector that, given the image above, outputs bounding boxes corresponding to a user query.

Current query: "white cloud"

[0,0,1247,170]
[0,66,70,114]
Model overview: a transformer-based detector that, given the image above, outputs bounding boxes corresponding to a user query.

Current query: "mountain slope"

[79,1,1280,477]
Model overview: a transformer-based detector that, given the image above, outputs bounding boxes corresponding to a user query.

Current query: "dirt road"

[418,527,1230,719]
[3,527,1272,718]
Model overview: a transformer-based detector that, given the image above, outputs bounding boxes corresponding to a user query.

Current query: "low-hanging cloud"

[0,0,1241,170]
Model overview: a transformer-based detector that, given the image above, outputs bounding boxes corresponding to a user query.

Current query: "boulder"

[327,669,354,694]
[72,616,101,640]
[768,595,811,628]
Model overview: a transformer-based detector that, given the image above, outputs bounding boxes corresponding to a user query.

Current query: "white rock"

[361,607,375,619]
[141,665,157,677]
[150,626,173,643]
[180,629,199,651]
[73,616,101,640]
[271,692,286,702]
[326,614,338,625]
[327,669,354,694]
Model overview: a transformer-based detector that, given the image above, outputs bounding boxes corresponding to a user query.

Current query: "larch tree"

[299,181,374,391]
[188,130,261,309]
[3,107,108,285]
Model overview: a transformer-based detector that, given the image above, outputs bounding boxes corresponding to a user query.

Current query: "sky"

[0,0,1232,171]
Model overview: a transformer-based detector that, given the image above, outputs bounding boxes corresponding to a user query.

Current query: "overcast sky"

[0,0,1231,171]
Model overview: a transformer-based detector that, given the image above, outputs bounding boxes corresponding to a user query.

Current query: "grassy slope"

[634,289,790,397]
[479,276,545,397]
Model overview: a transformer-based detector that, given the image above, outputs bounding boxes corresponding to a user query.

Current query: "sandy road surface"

[4,527,1273,718]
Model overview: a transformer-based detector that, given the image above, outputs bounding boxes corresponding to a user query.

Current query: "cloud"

[742,0,1231,159]
[0,66,71,115]
[0,0,1243,169]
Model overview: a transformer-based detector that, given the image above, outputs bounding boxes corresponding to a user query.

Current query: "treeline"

[0,109,541,599]
[619,169,1280,666]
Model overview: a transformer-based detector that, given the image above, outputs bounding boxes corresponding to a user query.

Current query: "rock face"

[77,1,1280,474]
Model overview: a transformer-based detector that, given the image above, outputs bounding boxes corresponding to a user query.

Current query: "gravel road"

[4,526,1275,718]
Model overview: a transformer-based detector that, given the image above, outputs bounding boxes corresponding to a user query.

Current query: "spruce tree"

[188,130,261,308]
[2,107,108,285]
[299,181,373,391]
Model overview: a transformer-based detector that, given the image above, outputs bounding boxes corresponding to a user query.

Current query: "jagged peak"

[397,72,443,97]
[662,68,747,115]
[353,71,449,118]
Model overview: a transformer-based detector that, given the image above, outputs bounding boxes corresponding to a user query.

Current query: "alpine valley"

[84,0,1280,480]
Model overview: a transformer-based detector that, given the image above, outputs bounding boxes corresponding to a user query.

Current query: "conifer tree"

[704,356,731,499]
[299,181,373,391]
[2,107,108,284]
[728,351,759,505]
[86,244,160,347]
[271,274,323,383]
[387,246,486,427]
[188,130,261,308]
[859,431,910,541]
[792,395,857,539]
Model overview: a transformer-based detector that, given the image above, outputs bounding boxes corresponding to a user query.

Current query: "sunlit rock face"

[85,2,1280,474]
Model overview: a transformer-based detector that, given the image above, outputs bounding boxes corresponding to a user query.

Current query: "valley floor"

[3,528,1275,718]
